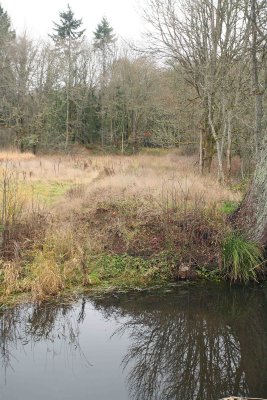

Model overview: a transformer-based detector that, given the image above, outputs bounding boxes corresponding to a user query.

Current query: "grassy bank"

[0,149,264,305]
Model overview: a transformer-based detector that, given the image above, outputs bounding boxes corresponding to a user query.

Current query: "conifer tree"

[0,4,15,43]
[0,4,15,127]
[50,4,85,148]
[93,17,115,76]
[50,4,85,42]
[93,17,116,146]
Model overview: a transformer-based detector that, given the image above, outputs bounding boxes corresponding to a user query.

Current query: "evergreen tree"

[93,17,116,75]
[50,4,85,148]
[0,4,15,127]
[93,17,116,146]
[93,17,115,52]
[50,4,85,42]
[0,4,15,40]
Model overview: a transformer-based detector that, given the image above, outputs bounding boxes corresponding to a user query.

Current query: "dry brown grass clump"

[30,258,64,300]
[53,151,240,222]
[0,156,98,184]
[0,150,240,207]
[0,150,35,162]
[2,261,21,296]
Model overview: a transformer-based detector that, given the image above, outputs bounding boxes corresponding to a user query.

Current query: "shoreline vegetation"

[0,148,265,306]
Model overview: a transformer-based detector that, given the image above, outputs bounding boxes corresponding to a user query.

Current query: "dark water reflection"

[0,284,267,400]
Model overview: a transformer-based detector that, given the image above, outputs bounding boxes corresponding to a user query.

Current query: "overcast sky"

[1,0,146,41]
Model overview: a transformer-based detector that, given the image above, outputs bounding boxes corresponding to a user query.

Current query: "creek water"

[0,283,267,400]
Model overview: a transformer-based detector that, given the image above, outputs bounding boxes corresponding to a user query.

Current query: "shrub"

[0,166,24,246]
[222,232,263,283]
[30,256,64,300]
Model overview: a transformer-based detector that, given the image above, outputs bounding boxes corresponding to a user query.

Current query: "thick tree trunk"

[233,133,267,246]
[234,0,267,247]
[202,130,215,173]
[251,0,264,156]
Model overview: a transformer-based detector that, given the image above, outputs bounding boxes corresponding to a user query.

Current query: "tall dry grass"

[58,151,240,215]
[0,150,239,198]
[0,150,35,162]
[0,149,240,212]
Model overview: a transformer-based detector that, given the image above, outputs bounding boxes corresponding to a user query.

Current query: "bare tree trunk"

[251,0,263,155]
[215,139,224,183]
[201,109,215,173]
[233,133,267,246]
[226,113,232,178]
[65,38,71,149]
[121,131,124,154]
[110,118,113,144]
[234,0,267,246]
[199,130,204,175]
[203,131,214,173]
[66,87,70,148]
[131,110,138,154]
[208,95,224,182]
[254,93,263,154]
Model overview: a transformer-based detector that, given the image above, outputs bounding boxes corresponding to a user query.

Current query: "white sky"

[1,0,146,41]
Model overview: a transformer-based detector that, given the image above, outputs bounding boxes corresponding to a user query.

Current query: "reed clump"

[222,233,264,283]
[30,256,64,300]
[2,261,21,296]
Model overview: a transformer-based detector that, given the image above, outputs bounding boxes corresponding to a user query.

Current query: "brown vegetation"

[0,149,259,304]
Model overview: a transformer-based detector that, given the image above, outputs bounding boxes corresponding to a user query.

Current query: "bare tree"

[143,0,249,181]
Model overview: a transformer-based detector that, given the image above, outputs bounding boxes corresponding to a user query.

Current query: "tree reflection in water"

[0,285,267,400]
[0,297,89,373]
[93,285,267,400]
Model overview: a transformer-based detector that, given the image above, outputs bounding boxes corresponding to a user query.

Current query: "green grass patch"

[89,253,176,289]
[23,181,72,204]
[219,200,239,215]
[139,148,169,156]
[222,232,263,283]
[196,266,221,282]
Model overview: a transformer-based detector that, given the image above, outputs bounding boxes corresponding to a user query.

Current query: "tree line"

[0,4,187,155]
[0,1,266,179]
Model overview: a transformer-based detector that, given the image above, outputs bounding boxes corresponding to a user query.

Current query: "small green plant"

[230,179,249,194]
[89,253,174,288]
[92,254,150,280]
[222,232,263,283]
[196,266,221,282]
[219,200,239,215]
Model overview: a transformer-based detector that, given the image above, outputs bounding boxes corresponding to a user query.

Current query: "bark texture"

[234,133,267,246]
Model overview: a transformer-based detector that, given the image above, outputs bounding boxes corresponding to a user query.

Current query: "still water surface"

[0,284,267,400]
